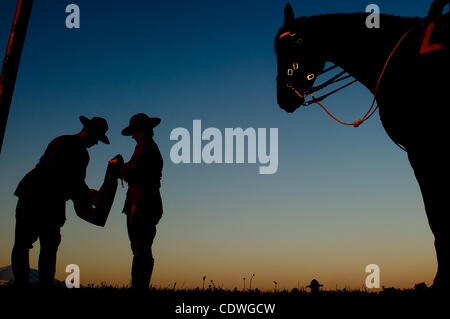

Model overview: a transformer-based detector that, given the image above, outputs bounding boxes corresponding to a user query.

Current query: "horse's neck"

[296,14,419,93]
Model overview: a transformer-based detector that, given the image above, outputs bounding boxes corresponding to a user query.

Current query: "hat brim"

[80,116,110,144]
[121,126,134,136]
[121,117,161,136]
[98,135,110,144]
[80,115,90,128]
[150,117,162,128]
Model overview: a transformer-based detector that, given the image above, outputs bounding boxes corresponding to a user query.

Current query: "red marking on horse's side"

[420,21,446,55]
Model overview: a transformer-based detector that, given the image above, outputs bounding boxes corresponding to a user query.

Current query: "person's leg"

[139,191,162,288]
[37,225,62,288]
[127,211,156,290]
[141,225,156,289]
[11,199,38,287]
[130,246,154,290]
[407,148,449,289]
[127,211,141,289]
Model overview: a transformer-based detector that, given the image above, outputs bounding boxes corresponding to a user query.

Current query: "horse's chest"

[377,53,449,148]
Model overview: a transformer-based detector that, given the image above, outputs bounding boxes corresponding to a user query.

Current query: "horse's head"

[275,4,325,113]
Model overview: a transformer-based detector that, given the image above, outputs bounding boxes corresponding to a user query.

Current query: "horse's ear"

[284,3,295,26]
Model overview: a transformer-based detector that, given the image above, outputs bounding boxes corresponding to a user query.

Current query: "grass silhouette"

[0,283,439,317]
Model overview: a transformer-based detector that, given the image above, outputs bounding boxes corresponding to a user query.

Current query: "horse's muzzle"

[277,85,304,113]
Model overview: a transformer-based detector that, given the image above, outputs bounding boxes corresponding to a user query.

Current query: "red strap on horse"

[314,24,416,127]
[419,21,446,54]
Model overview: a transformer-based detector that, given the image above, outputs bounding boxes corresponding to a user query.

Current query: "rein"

[285,24,416,127]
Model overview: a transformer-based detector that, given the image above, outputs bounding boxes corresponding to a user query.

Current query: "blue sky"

[0,0,439,289]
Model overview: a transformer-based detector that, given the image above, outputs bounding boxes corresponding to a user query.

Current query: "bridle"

[277,24,416,129]
[278,31,357,107]
[286,63,358,106]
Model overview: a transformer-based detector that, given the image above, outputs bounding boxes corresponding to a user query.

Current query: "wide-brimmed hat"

[79,116,110,144]
[121,113,161,136]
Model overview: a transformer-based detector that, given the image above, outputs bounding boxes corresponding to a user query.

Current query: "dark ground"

[0,284,443,318]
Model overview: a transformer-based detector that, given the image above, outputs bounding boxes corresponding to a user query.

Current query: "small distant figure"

[11,116,121,287]
[307,279,323,294]
[120,113,163,290]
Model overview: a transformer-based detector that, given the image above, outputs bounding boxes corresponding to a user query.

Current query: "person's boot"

[131,256,139,289]
[131,256,154,290]
[38,247,58,288]
[11,245,30,287]
[142,256,154,289]
[131,256,146,290]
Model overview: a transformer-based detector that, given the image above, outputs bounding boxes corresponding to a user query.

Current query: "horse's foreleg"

[407,149,449,290]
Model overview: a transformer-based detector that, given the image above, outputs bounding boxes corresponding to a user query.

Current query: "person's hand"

[88,189,100,207]
[108,154,124,179]
[109,154,124,166]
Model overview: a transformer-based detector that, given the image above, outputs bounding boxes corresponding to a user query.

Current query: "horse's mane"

[294,13,421,22]
[275,13,422,49]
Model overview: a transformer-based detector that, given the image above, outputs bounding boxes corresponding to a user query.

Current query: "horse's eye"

[307,73,315,80]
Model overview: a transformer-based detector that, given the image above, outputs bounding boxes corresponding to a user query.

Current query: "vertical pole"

[0,0,34,154]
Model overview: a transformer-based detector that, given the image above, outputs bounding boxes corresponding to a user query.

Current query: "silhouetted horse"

[275,3,449,289]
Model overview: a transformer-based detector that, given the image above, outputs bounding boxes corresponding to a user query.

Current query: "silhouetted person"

[11,116,117,287]
[121,113,163,290]
[306,279,323,294]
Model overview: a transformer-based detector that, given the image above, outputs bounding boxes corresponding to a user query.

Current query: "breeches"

[127,210,158,257]
[13,197,62,250]
[12,198,62,285]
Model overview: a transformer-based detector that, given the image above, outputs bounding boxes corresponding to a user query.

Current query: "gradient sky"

[0,0,440,290]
